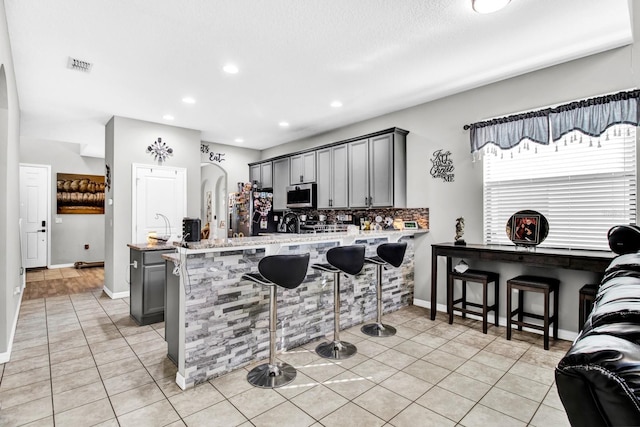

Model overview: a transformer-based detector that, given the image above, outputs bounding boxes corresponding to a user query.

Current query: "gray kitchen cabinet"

[130,248,173,325]
[272,157,290,211]
[348,130,406,208]
[249,161,273,189]
[290,151,316,184]
[317,145,348,209]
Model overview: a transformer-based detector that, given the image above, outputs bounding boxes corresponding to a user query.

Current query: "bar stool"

[447,269,499,334]
[312,245,365,359]
[507,275,560,350]
[242,253,310,388]
[579,284,598,331]
[361,242,407,337]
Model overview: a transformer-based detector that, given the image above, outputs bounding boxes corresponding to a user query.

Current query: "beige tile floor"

[0,291,572,427]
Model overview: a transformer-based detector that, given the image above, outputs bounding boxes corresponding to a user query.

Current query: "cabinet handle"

[329,199,332,207]
[300,175,303,182]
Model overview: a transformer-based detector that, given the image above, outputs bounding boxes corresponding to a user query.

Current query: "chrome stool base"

[361,322,397,337]
[247,362,296,388]
[316,340,357,359]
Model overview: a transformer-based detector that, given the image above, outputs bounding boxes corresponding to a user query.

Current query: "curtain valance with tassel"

[465,89,640,155]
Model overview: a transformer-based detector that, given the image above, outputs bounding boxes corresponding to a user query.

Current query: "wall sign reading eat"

[201,143,226,163]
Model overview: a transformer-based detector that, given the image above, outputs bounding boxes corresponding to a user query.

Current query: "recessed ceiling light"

[472,0,510,13]
[235,138,244,143]
[182,97,196,104]
[223,64,239,74]
[330,100,343,108]
[162,114,174,121]
[279,121,290,128]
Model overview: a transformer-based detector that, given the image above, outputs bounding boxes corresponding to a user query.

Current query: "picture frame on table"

[509,213,541,245]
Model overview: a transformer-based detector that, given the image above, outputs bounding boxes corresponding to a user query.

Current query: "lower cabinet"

[129,248,172,325]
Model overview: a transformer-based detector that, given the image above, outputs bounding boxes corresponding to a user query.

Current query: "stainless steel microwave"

[286,183,317,209]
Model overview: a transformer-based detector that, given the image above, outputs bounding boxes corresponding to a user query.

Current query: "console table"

[430,242,615,321]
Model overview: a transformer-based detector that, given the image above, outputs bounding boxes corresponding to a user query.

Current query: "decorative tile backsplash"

[284,207,429,229]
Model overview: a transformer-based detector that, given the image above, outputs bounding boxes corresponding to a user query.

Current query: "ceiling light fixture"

[330,100,343,108]
[472,0,510,13]
[235,138,244,143]
[182,97,196,104]
[279,121,290,128]
[162,114,174,121]
[223,64,239,74]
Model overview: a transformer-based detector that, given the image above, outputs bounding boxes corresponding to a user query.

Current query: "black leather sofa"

[555,252,640,427]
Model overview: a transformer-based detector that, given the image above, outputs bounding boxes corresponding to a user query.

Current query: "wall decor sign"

[105,164,111,192]
[430,149,455,182]
[201,143,226,163]
[146,137,173,164]
[57,173,105,214]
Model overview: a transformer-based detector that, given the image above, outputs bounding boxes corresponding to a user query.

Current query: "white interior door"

[20,164,50,268]
[132,164,187,243]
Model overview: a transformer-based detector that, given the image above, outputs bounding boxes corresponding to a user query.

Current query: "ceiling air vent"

[67,57,92,73]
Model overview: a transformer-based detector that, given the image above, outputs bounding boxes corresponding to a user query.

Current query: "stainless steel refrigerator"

[229,188,277,237]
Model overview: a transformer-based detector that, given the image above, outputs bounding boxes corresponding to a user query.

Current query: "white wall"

[260,37,640,334]
[104,116,201,297]
[20,137,105,266]
[0,0,22,360]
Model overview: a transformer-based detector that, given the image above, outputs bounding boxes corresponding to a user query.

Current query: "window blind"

[483,125,636,250]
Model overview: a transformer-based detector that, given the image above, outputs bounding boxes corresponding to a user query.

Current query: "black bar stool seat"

[579,284,598,331]
[361,242,407,337]
[312,245,365,359]
[242,253,310,388]
[507,275,560,350]
[447,268,499,334]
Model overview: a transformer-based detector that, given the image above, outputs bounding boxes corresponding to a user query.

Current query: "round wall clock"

[146,137,173,164]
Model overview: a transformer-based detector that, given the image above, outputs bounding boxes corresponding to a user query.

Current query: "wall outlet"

[84,244,89,250]
[55,217,62,224]
[13,286,20,295]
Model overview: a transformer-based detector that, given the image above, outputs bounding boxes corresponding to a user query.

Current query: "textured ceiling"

[4,0,633,157]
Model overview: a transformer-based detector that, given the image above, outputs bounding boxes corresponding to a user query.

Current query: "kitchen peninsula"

[163,228,427,389]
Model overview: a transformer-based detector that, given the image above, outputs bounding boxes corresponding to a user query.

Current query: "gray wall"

[105,116,201,297]
[0,0,22,359]
[20,137,105,265]
[260,33,640,334]
[200,140,260,189]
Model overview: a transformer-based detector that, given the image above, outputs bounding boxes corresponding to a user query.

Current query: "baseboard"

[412,297,578,342]
[0,287,24,363]
[48,263,75,269]
[175,372,187,390]
[102,286,129,300]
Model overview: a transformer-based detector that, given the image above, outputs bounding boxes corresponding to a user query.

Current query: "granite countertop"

[127,242,177,251]
[179,229,428,250]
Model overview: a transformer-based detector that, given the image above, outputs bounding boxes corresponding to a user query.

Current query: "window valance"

[465,89,640,155]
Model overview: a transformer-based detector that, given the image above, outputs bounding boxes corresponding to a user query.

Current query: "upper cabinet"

[348,130,406,208]
[316,145,348,209]
[249,161,273,189]
[248,127,407,208]
[290,152,316,184]
[272,158,290,211]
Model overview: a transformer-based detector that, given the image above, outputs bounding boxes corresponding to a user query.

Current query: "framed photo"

[509,213,541,245]
[404,220,418,229]
[56,173,105,214]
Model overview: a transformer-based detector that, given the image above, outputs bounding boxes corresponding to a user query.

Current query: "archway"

[201,163,228,239]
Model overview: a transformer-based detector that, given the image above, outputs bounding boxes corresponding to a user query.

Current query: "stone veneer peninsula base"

[163,229,426,389]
